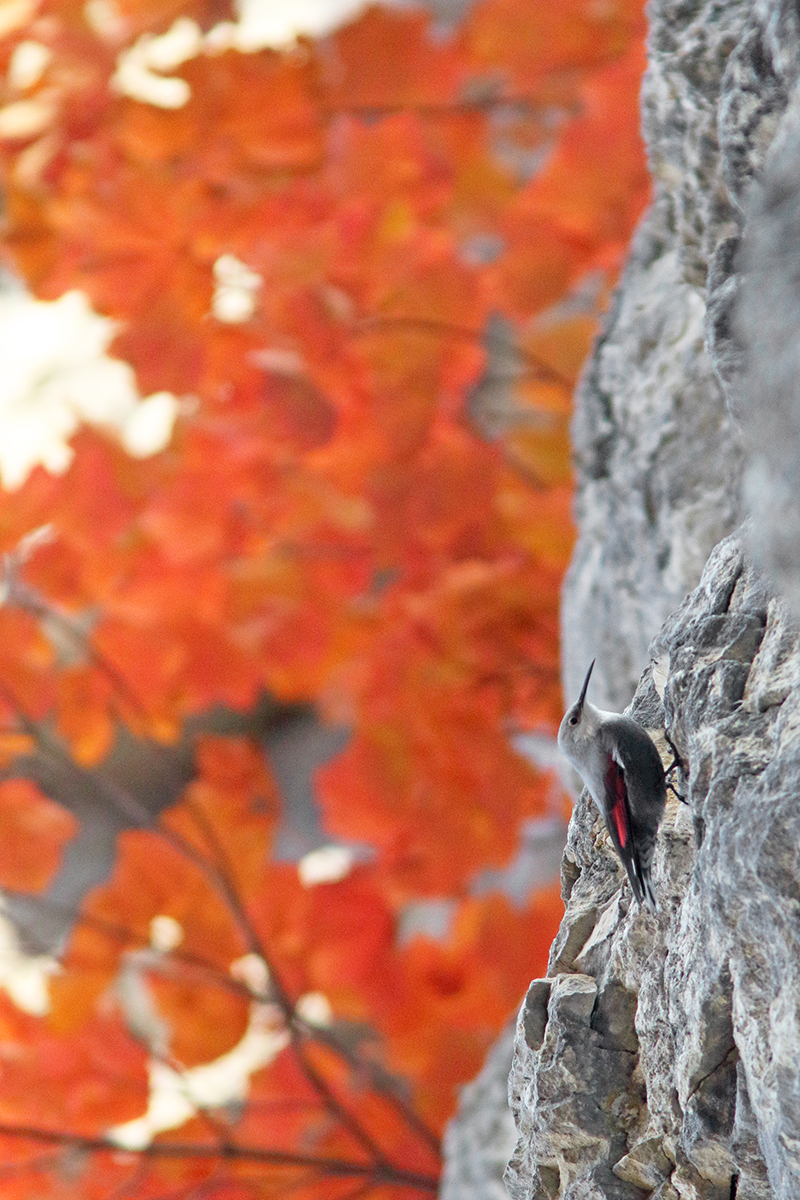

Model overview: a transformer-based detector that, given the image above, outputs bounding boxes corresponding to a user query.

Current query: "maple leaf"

[322,7,466,111]
[0,779,76,892]
[464,0,645,93]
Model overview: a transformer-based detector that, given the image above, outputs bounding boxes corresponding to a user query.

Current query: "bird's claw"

[664,729,688,805]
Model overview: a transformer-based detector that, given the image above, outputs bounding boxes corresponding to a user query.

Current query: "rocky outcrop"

[502,0,800,1192]
[561,195,743,714]
[562,0,800,710]
[506,531,800,1199]
[444,1,800,1197]
[561,0,753,712]
[736,83,800,614]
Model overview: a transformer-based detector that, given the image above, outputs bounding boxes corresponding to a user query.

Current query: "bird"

[557,659,667,910]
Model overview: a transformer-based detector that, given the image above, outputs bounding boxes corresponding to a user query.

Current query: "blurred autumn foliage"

[0,0,650,1195]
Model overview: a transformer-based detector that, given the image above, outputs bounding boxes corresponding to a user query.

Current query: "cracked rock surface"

[442,1,800,1197]
[561,0,751,712]
[504,1,800,1191]
[507,531,800,1200]
[563,0,800,709]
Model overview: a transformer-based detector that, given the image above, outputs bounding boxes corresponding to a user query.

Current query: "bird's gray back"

[599,714,666,816]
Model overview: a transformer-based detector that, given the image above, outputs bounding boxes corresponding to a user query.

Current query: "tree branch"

[0,1123,439,1192]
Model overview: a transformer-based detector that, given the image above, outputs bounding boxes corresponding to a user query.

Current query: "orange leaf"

[323,7,466,109]
[506,415,573,488]
[464,0,645,93]
[386,886,563,1122]
[0,996,148,1137]
[50,826,248,1031]
[489,212,590,320]
[0,778,76,893]
[165,735,279,900]
[521,39,651,246]
[149,966,250,1066]
[521,313,598,386]
[55,664,115,764]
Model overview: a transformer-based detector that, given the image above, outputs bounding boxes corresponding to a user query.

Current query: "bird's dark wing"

[605,716,666,800]
[604,716,666,908]
[603,751,646,906]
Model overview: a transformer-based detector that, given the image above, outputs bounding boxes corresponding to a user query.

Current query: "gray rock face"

[685,0,800,616]
[443,1,800,1197]
[737,97,800,612]
[508,532,800,1200]
[563,0,800,710]
[563,200,743,712]
[561,0,757,712]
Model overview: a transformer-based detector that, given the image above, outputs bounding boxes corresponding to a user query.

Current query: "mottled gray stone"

[562,199,743,711]
[563,0,752,710]
[441,0,800,1196]
[507,971,644,1200]
[508,534,800,1200]
[642,0,749,287]
[688,0,800,614]
[563,0,800,708]
[737,94,800,613]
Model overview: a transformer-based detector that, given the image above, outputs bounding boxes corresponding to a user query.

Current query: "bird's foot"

[664,729,688,805]
[667,779,688,805]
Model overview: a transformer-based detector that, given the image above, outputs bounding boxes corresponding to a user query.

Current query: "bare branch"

[0,1123,439,1192]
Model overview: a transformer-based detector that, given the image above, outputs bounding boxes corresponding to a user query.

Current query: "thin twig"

[0,688,436,1180]
[309,1024,440,1158]
[352,314,575,388]
[0,1123,439,1191]
[180,795,402,1169]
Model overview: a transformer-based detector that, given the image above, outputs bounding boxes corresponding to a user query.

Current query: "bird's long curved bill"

[575,658,596,716]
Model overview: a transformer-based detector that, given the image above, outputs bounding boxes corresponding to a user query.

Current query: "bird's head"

[557,659,600,756]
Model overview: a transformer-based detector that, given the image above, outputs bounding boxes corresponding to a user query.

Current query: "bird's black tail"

[629,853,656,911]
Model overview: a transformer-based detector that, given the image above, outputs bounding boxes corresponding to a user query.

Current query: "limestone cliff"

[442,1,800,1197]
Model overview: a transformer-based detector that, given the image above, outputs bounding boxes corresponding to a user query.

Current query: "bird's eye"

[569,714,578,726]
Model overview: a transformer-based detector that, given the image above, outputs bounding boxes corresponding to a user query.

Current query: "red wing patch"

[605,757,630,849]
